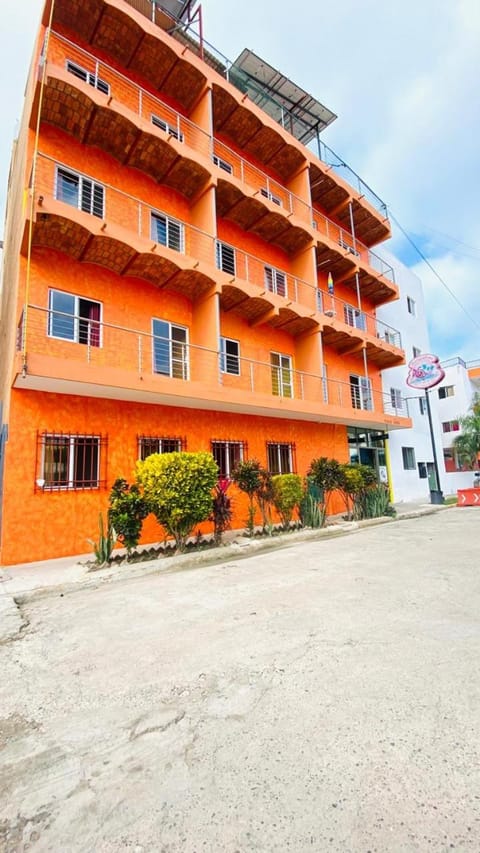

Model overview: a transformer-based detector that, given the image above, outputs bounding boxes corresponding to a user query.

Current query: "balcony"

[16,304,411,429]
[25,153,217,301]
[35,31,212,199]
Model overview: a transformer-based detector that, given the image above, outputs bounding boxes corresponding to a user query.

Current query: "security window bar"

[402,446,416,470]
[350,375,372,411]
[66,60,110,95]
[151,212,184,252]
[151,114,184,142]
[138,435,185,460]
[216,241,236,275]
[48,290,101,346]
[264,266,287,298]
[152,319,188,379]
[56,167,104,218]
[211,440,245,478]
[438,385,455,399]
[271,352,293,398]
[220,337,240,375]
[390,388,403,411]
[38,432,105,490]
[344,304,366,331]
[267,442,295,475]
[212,154,233,174]
[260,187,282,206]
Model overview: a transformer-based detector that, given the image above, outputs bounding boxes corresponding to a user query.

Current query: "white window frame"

[267,442,294,475]
[260,187,282,207]
[41,434,101,490]
[220,337,240,375]
[438,385,455,399]
[412,346,421,359]
[390,387,403,411]
[55,166,105,218]
[212,154,233,174]
[407,296,416,316]
[271,351,293,398]
[151,211,184,252]
[47,289,102,346]
[419,397,427,416]
[344,304,366,331]
[265,266,287,298]
[151,113,184,143]
[138,436,184,460]
[216,241,236,275]
[350,374,373,411]
[442,420,460,433]
[65,59,110,95]
[402,446,416,470]
[152,318,189,379]
[211,440,244,478]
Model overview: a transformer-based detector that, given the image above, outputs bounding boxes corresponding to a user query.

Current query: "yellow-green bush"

[271,474,303,529]
[136,451,218,551]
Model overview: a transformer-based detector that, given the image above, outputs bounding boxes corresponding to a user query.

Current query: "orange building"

[0,0,410,565]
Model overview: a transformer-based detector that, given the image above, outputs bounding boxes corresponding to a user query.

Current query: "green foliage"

[87,513,116,566]
[307,457,342,515]
[453,393,480,470]
[256,467,274,529]
[271,474,303,529]
[108,478,149,559]
[299,491,324,528]
[211,478,233,545]
[136,451,218,552]
[356,483,395,519]
[231,458,263,535]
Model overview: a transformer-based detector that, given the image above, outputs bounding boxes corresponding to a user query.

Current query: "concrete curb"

[11,504,452,606]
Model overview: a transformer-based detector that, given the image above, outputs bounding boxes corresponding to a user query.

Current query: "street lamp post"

[406,354,445,506]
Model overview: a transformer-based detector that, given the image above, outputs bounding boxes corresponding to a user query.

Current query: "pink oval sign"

[406,354,445,390]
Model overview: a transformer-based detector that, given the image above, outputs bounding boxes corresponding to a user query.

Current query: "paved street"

[1,508,480,853]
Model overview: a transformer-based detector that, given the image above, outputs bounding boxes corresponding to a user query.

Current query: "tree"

[108,478,149,559]
[231,459,263,535]
[136,452,218,551]
[271,474,303,529]
[453,393,480,470]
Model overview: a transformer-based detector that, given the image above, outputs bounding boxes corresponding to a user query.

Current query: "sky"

[1,0,479,362]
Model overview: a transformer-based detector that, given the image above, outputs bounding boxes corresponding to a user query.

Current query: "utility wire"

[388,210,480,333]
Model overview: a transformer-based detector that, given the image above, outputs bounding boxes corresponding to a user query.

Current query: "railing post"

[249,362,254,392]
[240,158,244,183]
[139,88,142,118]
[138,335,143,375]
[299,373,304,400]
[245,253,249,283]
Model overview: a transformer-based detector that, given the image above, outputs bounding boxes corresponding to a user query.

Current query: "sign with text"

[406,354,445,391]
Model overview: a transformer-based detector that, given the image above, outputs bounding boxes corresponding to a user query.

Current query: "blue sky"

[1,0,479,361]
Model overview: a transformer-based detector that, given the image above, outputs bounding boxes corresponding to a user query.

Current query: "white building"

[435,358,480,493]
[377,252,447,502]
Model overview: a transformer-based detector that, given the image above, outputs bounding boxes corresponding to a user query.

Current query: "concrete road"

[1,508,479,853]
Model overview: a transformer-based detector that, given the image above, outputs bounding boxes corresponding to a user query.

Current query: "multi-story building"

[0,0,410,565]
[436,358,480,492]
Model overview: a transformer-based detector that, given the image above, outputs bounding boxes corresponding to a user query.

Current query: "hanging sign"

[406,353,445,391]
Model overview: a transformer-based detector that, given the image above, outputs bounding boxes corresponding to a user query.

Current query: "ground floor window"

[138,435,185,460]
[37,432,107,490]
[267,442,295,474]
[211,440,245,478]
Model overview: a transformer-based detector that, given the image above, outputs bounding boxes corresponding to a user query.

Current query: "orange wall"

[0,389,349,565]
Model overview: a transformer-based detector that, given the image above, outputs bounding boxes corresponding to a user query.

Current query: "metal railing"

[312,209,395,283]
[317,290,402,348]
[47,31,213,158]
[314,140,389,218]
[22,304,409,419]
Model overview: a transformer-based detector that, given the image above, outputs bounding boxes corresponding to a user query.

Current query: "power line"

[388,211,480,333]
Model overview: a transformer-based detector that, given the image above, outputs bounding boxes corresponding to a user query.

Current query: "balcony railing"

[46,31,213,157]
[312,209,395,284]
[314,140,389,218]
[21,304,409,420]
[316,290,401,348]
[35,152,216,265]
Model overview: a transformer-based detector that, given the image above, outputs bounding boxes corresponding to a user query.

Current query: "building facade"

[0,0,410,565]
[436,358,480,493]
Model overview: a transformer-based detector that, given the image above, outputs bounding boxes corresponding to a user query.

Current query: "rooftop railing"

[21,304,409,420]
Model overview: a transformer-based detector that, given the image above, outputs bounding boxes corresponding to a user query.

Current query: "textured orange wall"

[0,389,349,565]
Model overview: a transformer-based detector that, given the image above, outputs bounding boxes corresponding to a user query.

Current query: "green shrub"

[300,491,324,528]
[136,451,218,552]
[307,457,342,517]
[271,474,303,529]
[108,478,149,559]
[356,483,395,519]
[231,459,263,535]
[211,478,233,545]
[87,513,116,566]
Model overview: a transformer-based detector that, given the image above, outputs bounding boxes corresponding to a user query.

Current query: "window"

[442,420,460,433]
[419,397,427,415]
[383,328,398,346]
[211,440,245,478]
[151,212,184,252]
[56,167,104,218]
[216,241,236,275]
[271,352,293,398]
[138,435,184,460]
[344,304,366,331]
[264,266,287,298]
[407,296,416,316]
[338,237,360,257]
[316,289,323,314]
[220,337,240,375]
[39,433,105,490]
[267,442,295,474]
[152,319,188,379]
[260,187,282,206]
[402,446,416,470]
[66,60,110,95]
[151,113,184,142]
[350,375,372,411]
[390,388,403,411]
[48,290,101,346]
[412,346,421,358]
[417,462,428,479]
[438,385,455,399]
[212,154,233,174]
